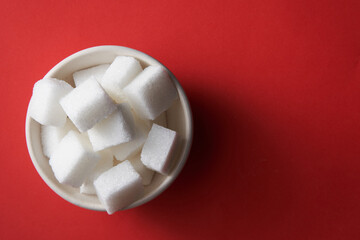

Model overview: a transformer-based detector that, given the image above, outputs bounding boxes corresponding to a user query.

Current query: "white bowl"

[25,46,193,211]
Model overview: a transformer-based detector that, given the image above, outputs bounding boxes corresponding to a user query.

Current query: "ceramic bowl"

[25,45,193,211]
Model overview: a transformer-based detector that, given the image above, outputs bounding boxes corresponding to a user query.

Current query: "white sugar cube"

[101,56,142,103]
[111,116,149,161]
[141,124,177,175]
[111,131,146,161]
[94,160,144,214]
[123,66,178,120]
[132,109,152,131]
[41,118,78,158]
[73,64,110,87]
[29,78,73,126]
[60,76,117,132]
[129,155,155,185]
[49,131,101,187]
[88,103,136,151]
[80,150,113,195]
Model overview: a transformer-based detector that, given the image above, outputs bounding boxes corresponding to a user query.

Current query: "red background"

[1,0,360,239]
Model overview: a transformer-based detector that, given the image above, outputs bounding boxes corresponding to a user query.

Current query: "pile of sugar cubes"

[29,56,179,214]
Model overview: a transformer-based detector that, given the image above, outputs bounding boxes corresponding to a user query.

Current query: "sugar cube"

[73,64,110,87]
[29,78,73,126]
[141,124,177,175]
[132,108,152,131]
[49,131,101,187]
[123,66,178,120]
[111,116,149,161]
[129,155,155,185]
[80,150,113,195]
[101,56,142,103]
[94,160,144,214]
[60,76,117,132]
[41,118,78,158]
[88,103,136,151]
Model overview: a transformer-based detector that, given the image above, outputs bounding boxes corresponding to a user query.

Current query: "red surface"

[1,0,360,239]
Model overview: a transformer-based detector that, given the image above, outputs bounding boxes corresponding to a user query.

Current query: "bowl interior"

[25,46,193,211]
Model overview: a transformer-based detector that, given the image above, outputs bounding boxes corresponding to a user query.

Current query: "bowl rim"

[25,45,193,211]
